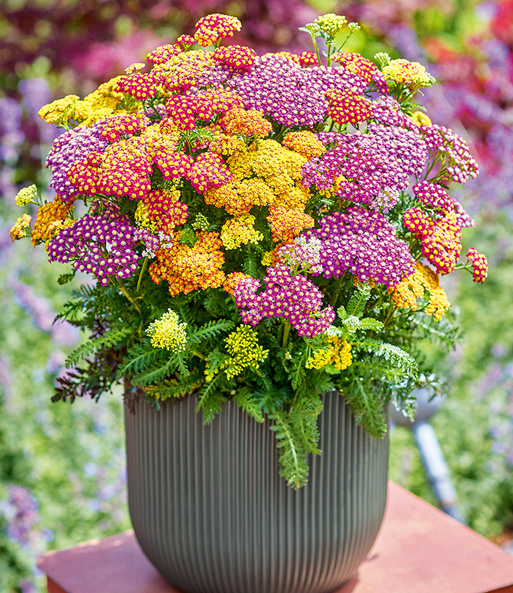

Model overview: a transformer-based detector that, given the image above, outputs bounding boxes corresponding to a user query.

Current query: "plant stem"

[116,278,141,313]
[282,321,291,348]
[136,257,148,293]
[311,32,322,66]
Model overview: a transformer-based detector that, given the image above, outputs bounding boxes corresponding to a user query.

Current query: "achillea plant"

[12,13,487,488]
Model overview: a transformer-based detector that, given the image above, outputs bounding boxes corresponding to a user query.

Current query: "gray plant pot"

[125,391,388,593]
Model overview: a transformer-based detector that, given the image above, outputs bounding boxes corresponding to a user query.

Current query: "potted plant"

[11,12,487,593]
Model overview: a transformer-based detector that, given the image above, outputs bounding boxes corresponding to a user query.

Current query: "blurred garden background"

[1,0,513,590]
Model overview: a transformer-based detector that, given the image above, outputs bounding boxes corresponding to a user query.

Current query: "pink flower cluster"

[233,264,336,337]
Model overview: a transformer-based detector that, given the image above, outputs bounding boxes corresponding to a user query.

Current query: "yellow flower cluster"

[15,185,38,206]
[220,215,263,249]
[282,131,325,159]
[38,95,79,125]
[39,77,127,128]
[208,130,246,156]
[390,262,450,321]
[146,309,188,352]
[411,111,432,127]
[314,13,347,38]
[9,214,31,242]
[306,337,352,370]
[223,325,268,379]
[206,140,310,217]
[154,50,214,93]
[31,195,75,246]
[383,59,436,88]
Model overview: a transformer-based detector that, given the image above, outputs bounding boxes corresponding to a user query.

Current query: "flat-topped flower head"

[146,310,187,352]
[332,52,378,83]
[314,14,347,39]
[383,59,436,88]
[146,43,183,65]
[15,185,38,207]
[194,14,242,46]
[326,88,373,126]
[31,195,75,246]
[213,45,257,73]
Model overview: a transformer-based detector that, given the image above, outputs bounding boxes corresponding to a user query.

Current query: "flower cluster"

[390,262,450,321]
[194,14,242,46]
[382,59,436,89]
[308,208,414,287]
[233,264,335,338]
[46,205,141,285]
[10,213,31,242]
[146,310,188,352]
[466,248,488,283]
[149,232,225,296]
[306,337,352,370]
[220,215,262,250]
[403,208,462,274]
[15,184,37,206]
[31,195,75,246]
[222,326,269,379]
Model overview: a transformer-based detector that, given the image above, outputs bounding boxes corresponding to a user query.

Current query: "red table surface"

[38,482,513,593]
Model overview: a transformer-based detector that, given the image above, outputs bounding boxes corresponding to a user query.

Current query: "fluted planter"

[124,391,388,593]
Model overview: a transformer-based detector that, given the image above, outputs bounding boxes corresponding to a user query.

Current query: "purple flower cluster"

[46,122,108,199]
[420,124,479,184]
[225,55,368,127]
[306,207,414,287]
[371,96,415,129]
[302,123,427,211]
[413,180,453,211]
[47,204,141,285]
[233,263,335,337]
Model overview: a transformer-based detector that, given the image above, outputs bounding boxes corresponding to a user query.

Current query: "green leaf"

[233,388,265,423]
[358,318,384,332]
[269,409,309,489]
[188,319,235,344]
[57,271,76,285]
[65,326,132,368]
[196,375,226,424]
[346,284,372,318]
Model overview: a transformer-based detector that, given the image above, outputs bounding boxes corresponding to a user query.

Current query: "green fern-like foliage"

[65,327,133,368]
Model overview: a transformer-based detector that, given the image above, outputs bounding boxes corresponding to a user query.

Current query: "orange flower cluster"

[149,232,225,296]
[220,107,272,137]
[31,195,75,246]
[326,88,373,126]
[282,131,325,159]
[9,214,31,242]
[267,206,314,242]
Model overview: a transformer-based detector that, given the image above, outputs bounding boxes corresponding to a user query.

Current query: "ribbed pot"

[125,391,388,593]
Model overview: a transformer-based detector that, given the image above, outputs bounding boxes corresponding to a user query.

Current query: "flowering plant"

[12,13,487,488]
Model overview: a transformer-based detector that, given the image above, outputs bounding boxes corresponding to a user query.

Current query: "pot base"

[125,391,388,593]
